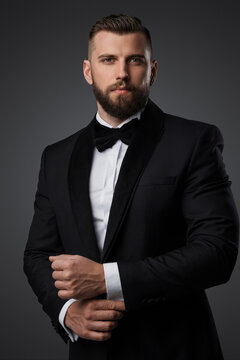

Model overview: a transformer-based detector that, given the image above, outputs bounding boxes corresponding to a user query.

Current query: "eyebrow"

[97,54,146,60]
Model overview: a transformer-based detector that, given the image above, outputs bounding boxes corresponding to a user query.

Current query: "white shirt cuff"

[103,262,124,301]
[59,299,79,342]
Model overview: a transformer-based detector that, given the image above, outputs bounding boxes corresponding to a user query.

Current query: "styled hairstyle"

[88,14,152,59]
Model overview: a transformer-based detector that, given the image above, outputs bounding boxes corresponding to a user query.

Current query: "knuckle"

[65,262,71,271]
[63,262,68,270]
[69,289,75,297]
[72,279,78,289]
[110,310,117,319]
[84,311,91,320]
[87,300,94,310]
[64,270,72,280]
[109,301,115,310]
[68,279,74,288]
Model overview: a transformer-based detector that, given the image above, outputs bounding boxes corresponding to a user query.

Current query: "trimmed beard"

[92,79,149,120]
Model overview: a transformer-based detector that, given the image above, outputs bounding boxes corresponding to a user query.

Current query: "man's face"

[83,31,157,120]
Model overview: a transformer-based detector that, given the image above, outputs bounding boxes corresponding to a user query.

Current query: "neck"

[97,103,129,128]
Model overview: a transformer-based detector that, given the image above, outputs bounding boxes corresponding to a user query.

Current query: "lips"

[112,88,130,94]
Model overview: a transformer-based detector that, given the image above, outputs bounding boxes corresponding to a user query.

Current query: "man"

[24,14,239,360]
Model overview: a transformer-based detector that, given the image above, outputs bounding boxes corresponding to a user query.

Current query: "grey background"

[1,0,239,359]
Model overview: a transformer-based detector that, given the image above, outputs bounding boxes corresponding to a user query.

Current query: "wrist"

[98,263,107,295]
[65,307,72,329]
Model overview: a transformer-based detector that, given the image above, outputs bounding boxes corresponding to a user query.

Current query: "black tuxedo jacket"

[24,99,239,360]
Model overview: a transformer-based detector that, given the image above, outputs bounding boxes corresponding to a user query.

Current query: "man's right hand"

[65,299,126,342]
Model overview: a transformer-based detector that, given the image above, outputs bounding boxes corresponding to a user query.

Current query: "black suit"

[24,99,239,360]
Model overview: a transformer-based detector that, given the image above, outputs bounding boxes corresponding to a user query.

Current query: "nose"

[116,60,129,81]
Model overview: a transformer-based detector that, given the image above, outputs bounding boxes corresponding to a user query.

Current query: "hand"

[49,254,106,300]
[65,299,126,341]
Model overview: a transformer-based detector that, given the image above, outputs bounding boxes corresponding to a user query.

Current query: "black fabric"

[93,117,139,152]
[24,99,239,360]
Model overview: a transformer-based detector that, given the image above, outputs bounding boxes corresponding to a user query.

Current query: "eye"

[103,58,114,63]
[129,57,143,64]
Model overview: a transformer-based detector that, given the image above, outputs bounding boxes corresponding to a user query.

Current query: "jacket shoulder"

[148,99,221,137]
[164,112,219,133]
[162,112,223,147]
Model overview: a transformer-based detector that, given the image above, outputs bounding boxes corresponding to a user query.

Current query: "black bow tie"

[93,118,139,152]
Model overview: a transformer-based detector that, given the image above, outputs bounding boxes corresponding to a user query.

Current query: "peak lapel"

[68,119,101,262]
[101,99,165,262]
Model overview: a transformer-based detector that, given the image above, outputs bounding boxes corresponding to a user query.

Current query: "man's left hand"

[49,254,106,300]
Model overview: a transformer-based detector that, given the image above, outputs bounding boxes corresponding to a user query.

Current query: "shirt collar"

[96,108,144,129]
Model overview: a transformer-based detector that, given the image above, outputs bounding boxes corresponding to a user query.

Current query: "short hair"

[88,14,152,59]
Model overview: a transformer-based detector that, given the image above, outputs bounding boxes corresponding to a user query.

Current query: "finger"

[58,290,74,299]
[84,330,112,342]
[93,300,126,312]
[49,256,56,262]
[49,254,74,262]
[52,270,64,280]
[90,310,124,321]
[87,320,118,332]
[112,300,126,311]
[54,280,68,290]
[49,255,66,262]
[51,260,67,271]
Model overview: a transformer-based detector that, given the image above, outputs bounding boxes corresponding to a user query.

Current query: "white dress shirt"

[59,109,142,342]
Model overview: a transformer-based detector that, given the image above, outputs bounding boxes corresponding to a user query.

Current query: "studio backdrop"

[1,1,239,359]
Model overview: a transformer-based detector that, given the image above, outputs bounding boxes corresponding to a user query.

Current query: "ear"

[150,60,157,86]
[83,60,93,85]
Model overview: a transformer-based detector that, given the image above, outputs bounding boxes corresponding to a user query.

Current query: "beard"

[92,78,149,120]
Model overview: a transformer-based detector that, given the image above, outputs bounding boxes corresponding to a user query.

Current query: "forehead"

[91,31,151,58]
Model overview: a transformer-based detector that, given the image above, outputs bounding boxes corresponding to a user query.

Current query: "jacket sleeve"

[117,124,239,311]
[23,147,69,343]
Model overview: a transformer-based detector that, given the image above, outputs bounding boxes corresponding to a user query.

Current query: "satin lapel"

[68,118,101,262]
[101,99,165,262]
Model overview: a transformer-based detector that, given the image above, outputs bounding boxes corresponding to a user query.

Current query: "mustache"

[108,82,136,91]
